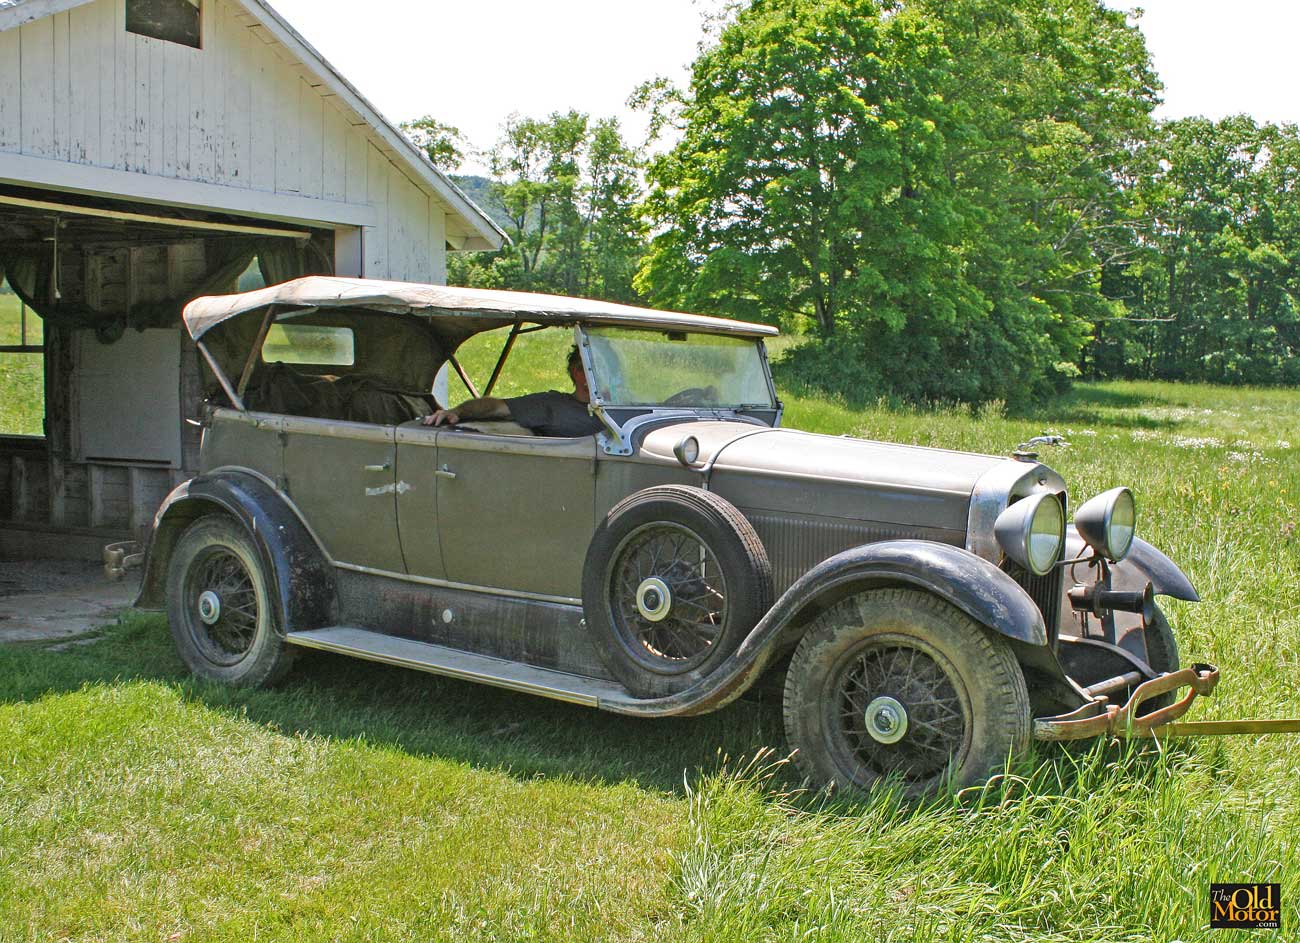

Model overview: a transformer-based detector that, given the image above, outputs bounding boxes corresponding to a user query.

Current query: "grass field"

[0,291,44,437]
[1,329,1298,940]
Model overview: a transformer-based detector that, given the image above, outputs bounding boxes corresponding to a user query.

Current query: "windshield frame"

[574,324,782,454]
[580,325,779,410]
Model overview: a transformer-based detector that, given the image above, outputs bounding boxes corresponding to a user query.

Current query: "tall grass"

[1,331,1298,939]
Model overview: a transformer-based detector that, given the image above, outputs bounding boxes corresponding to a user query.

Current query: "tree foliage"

[1089,116,1300,385]
[400,116,469,173]
[638,0,1159,405]
[449,112,645,303]
[415,1,1298,400]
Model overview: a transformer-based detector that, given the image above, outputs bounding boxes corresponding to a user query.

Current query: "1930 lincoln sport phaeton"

[132,276,1223,795]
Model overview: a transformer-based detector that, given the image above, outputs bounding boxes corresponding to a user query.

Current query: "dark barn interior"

[0,184,334,559]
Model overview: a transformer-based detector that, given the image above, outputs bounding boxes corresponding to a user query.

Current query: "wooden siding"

[0,0,448,281]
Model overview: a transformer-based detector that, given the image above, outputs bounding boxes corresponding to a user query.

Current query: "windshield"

[584,326,776,409]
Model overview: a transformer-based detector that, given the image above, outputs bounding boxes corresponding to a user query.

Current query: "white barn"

[0,0,505,558]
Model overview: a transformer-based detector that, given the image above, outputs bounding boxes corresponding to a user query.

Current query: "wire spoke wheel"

[583,485,773,697]
[608,522,728,670]
[184,546,260,666]
[829,637,970,783]
[783,589,1031,796]
[166,516,294,687]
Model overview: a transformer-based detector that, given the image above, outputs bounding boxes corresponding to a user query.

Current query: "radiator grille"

[1002,562,1064,646]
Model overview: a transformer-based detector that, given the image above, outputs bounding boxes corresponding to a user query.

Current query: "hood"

[642,422,1005,493]
[640,421,1041,535]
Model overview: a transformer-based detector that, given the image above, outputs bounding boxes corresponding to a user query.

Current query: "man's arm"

[422,396,510,426]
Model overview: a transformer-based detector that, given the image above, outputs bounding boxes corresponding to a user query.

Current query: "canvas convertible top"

[183,276,779,342]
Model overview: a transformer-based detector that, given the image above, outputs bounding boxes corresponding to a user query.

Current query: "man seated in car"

[422,347,605,437]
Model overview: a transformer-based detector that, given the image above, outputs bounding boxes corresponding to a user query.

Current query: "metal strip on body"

[333,560,584,607]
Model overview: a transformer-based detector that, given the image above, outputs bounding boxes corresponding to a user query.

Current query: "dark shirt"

[506,391,604,437]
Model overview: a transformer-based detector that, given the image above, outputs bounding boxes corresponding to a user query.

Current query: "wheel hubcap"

[864,695,909,744]
[197,590,222,625]
[635,577,672,622]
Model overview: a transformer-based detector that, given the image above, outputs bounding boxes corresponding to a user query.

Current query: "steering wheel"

[662,385,719,407]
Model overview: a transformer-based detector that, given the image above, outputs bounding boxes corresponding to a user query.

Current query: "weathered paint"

[0,0,492,279]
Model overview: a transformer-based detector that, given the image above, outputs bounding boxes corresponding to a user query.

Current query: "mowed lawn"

[1,338,1298,939]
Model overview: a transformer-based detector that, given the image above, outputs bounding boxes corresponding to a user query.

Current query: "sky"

[267,0,1300,175]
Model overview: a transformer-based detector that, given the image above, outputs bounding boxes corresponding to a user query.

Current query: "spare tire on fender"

[582,485,774,698]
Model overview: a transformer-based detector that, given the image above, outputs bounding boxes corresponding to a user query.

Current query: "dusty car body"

[134,276,1218,794]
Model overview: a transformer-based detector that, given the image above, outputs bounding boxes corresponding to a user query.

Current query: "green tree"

[638,0,1159,404]
[639,0,965,338]
[451,112,645,301]
[582,119,645,301]
[1090,116,1300,384]
[400,116,468,173]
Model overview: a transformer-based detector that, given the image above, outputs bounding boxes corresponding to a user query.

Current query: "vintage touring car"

[129,276,1222,794]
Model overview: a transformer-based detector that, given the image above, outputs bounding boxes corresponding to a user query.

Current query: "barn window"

[0,276,45,438]
[126,0,201,49]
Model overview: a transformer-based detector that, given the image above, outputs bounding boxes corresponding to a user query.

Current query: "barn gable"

[0,0,505,271]
[0,0,504,559]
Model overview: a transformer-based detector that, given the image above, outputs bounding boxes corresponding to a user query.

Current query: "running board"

[285,627,633,709]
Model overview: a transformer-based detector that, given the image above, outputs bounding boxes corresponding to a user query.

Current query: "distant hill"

[451,175,513,234]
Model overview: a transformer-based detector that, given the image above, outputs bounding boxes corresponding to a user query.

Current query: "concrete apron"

[0,560,139,644]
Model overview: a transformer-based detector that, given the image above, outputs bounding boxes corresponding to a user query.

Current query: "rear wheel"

[783,589,1030,795]
[165,516,294,687]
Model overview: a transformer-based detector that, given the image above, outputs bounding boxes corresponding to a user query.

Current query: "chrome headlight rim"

[994,492,1066,577]
[1074,486,1137,562]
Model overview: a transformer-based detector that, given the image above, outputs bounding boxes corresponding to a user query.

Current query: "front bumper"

[1034,664,1220,740]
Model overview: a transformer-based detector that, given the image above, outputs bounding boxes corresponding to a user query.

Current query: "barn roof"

[183,276,781,341]
[0,0,506,251]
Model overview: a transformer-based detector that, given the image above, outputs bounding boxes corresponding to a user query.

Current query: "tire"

[1138,605,1181,713]
[582,485,773,698]
[783,588,1031,796]
[165,516,294,687]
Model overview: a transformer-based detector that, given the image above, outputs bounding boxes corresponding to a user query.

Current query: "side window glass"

[262,324,355,367]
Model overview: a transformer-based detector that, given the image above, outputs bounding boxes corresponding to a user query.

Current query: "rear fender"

[135,469,335,635]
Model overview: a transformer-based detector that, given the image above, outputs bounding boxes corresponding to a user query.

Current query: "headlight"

[994,492,1065,576]
[673,435,701,466]
[1073,487,1136,561]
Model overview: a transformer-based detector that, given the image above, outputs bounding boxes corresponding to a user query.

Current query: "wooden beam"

[0,193,313,240]
[0,151,376,228]
[88,464,106,529]
[11,455,28,521]
[0,0,95,32]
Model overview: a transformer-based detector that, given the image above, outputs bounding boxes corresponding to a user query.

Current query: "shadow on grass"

[0,611,786,797]
[1009,385,1182,431]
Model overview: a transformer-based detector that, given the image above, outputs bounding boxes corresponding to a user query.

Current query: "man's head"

[568,347,590,403]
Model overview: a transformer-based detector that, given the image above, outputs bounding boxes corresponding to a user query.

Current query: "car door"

[432,431,598,598]
[280,416,405,572]
[393,421,445,579]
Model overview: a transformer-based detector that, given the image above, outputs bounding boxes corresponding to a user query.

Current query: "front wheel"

[783,588,1030,796]
[165,516,294,687]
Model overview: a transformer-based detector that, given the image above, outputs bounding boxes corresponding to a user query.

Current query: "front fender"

[135,470,336,635]
[600,539,1046,717]
[1064,525,1199,602]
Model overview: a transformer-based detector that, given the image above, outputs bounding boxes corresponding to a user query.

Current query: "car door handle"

[364,463,391,472]
[435,464,457,479]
